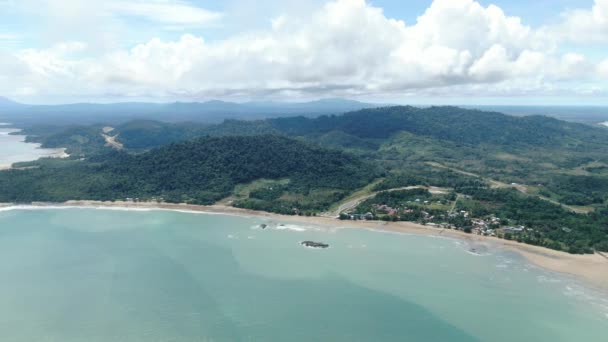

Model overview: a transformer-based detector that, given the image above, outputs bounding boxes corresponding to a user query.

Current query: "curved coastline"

[1,200,608,292]
[0,126,68,169]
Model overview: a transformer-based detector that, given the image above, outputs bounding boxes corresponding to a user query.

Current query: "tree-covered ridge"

[267,106,608,147]
[22,119,280,154]
[25,105,608,153]
[23,105,608,161]
[22,120,210,154]
[20,124,108,156]
[0,135,378,207]
[20,105,608,208]
[4,105,608,253]
[101,135,377,200]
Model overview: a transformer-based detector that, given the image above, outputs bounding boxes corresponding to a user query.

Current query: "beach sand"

[2,200,608,291]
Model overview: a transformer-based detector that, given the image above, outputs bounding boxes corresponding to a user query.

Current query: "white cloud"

[22,0,223,26]
[2,0,223,58]
[106,0,222,26]
[0,0,606,101]
[599,59,608,77]
[554,0,608,43]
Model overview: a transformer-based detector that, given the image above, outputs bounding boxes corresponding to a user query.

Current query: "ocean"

[0,207,606,341]
[0,124,65,168]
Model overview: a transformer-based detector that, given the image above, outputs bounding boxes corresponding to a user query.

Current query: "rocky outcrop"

[301,241,329,249]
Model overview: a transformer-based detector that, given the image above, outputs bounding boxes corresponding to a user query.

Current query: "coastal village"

[341,190,532,240]
[123,187,536,242]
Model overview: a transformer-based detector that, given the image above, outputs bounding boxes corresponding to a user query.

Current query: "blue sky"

[375,0,595,25]
[0,0,607,104]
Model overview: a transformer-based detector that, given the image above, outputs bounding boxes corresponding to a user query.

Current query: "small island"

[301,241,330,249]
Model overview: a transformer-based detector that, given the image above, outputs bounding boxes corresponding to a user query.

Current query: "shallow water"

[0,208,606,341]
[0,126,64,168]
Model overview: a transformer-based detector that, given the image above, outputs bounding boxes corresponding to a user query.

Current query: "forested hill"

[27,106,608,154]
[266,106,608,147]
[5,107,608,252]
[100,135,375,195]
[0,135,377,206]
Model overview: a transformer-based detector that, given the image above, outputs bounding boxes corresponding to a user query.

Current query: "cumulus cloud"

[556,0,608,43]
[0,0,606,101]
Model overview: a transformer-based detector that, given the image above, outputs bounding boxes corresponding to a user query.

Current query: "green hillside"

[0,135,378,212]
[21,105,608,207]
[6,106,608,253]
[266,106,608,146]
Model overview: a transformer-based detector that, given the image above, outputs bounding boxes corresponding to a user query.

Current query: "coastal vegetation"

[3,105,608,253]
[0,135,378,207]
[347,187,608,254]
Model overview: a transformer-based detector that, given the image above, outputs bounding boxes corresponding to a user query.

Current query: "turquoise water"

[0,208,606,341]
[0,125,64,168]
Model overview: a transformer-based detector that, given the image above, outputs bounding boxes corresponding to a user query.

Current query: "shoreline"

[2,200,608,291]
[0,146,68,170]
[0,126,69,169]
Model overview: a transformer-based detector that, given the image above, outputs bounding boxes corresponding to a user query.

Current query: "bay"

[0,208,606,341]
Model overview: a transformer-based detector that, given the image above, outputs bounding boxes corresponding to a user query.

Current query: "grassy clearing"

[232,178,291,198]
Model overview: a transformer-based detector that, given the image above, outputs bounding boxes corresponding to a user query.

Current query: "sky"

[0,0,607,105]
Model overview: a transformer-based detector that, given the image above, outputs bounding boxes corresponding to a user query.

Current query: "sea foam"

[274,224,308,232]
[0,204,246,219]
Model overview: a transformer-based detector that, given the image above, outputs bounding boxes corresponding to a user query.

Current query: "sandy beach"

[2,200,608,292]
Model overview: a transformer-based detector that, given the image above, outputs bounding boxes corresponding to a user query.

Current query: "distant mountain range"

[0,97,385,126]
[465,105,608,124]
[4,95,607,127]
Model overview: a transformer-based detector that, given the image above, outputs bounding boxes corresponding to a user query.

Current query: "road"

[449,194,462,213]
[325,186,449,217]
[101,127,124,150]
[327,162,592,217]
[425,161,591,214]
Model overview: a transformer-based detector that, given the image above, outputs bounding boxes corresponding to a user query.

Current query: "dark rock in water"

[301,241,329,249]
[259,224,267,229]
[467,244,489,255]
